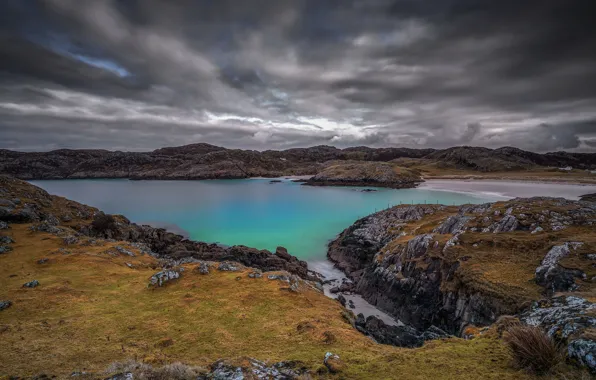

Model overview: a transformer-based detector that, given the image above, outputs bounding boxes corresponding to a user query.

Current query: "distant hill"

[0,144,595,180]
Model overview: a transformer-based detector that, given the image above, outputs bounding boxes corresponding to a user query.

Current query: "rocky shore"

[0,175,317,281]
[327,197,596,372]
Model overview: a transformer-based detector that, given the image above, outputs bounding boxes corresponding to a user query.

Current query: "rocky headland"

[303,161,422,189]
[328,196,596,372]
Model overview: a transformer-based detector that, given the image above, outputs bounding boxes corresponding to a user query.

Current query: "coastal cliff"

[329,197,596,371]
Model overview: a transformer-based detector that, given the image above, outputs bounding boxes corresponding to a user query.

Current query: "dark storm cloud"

[0,0,595,152]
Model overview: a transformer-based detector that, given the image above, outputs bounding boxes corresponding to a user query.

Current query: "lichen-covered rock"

[0,300,12,311]
[0,245,12,254]
[23,280,40,288]
[521,296,596,373]
[248,271,262,278]
[114,245,135,257]
[63,235,79,245]
[492,214,519,233]
[210,358,308,379]
[0,236,13,244]
[29,221,62,235]
[218,262,238,271]
[535,243,584,294]
[0,221,8,229]
[148,269,181,287]
[268,274,290,282]
[433,215,471,234]
[198,262,210,275]
[568,339,596,373]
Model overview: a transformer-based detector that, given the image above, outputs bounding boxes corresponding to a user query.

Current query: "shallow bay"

[32,179,500,260]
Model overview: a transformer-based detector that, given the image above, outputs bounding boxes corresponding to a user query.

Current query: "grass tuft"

[503,325,564,375]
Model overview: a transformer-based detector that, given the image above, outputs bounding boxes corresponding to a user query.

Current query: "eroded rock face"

[328,198,596,336]
[328,205,440,282]
[352,318,449,348]
[535,243,585,294]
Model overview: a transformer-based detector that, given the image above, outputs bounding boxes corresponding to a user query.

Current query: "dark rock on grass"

[29,220,62,234]
[148,269,181,287]
[197,262,210,275]
[248,271,262,278]
[0,245,12,254]
[218,262,238,271]
[0,221,8,229]
[62,235,79,245]
[209,358,309,379]
[0,235,13,244]
[37,258,49,264]
[0,300,12,311]
[323,352,345,373]
[23,280,40,288]
[114,245,135,257]
[267,274,290,282]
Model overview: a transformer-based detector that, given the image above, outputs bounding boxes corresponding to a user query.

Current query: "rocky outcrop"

[328,197,596,335]
[521,296,596,373]
[148,269,181,287]
[535,243,585,294]
[304,161,422,189]
[328,205,439,282]
[354,314,450,348]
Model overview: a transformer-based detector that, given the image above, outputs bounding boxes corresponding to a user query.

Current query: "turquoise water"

[31,179,500,260]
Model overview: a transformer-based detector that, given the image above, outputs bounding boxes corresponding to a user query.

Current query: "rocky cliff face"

[328,197,596,335]
[1,144,595,180]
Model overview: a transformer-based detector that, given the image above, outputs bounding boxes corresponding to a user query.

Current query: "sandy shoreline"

[419,179,596,200]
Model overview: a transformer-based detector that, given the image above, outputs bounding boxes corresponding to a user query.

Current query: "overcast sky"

[1,0,595,152]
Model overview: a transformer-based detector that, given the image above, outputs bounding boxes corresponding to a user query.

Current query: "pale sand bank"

[420,179,596,200]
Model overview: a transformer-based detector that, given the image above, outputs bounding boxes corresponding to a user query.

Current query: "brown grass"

[504,326,564,375]
[0,224,552,379]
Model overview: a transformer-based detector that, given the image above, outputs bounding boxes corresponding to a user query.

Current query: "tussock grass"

[504,326,564,375]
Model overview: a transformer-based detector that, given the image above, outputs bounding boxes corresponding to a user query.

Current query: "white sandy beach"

[419,179,596,200]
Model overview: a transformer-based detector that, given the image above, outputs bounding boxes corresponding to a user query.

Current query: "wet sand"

[419,179,596,200]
